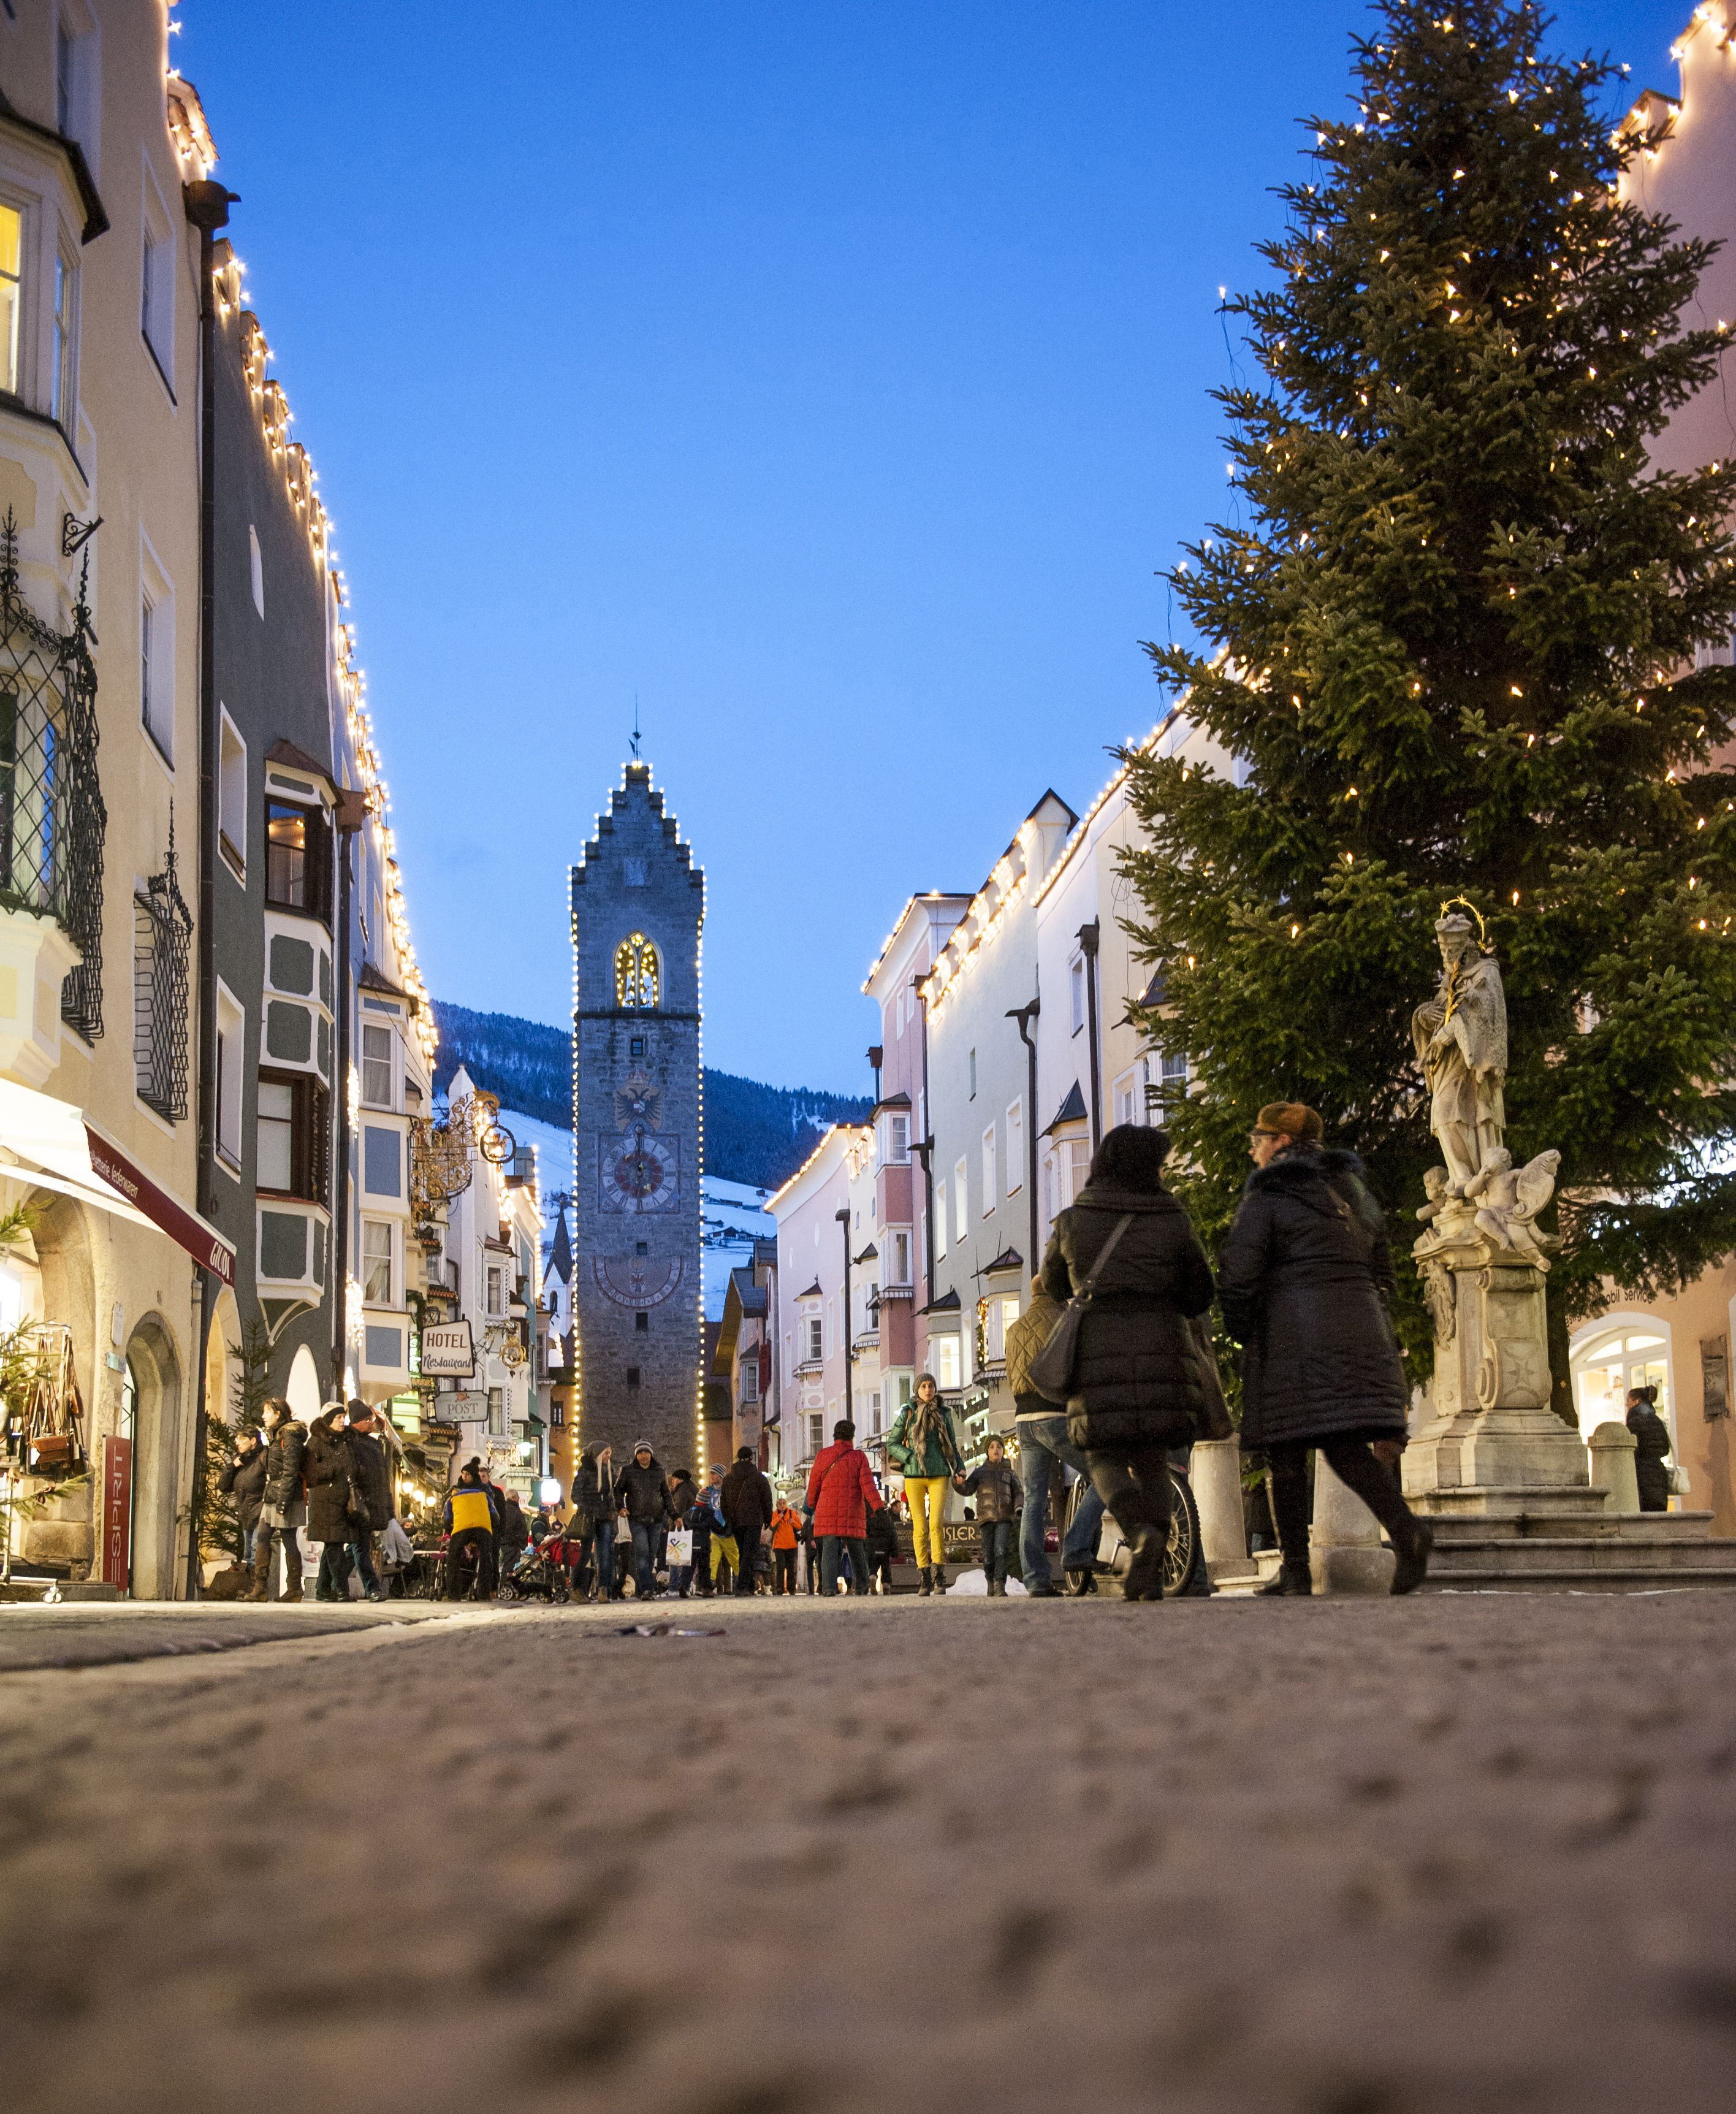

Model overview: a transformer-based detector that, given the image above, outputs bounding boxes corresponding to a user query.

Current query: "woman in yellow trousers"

[887,1373,965,1596]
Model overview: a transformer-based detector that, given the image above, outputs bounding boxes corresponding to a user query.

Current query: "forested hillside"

[431,1002,870,1191]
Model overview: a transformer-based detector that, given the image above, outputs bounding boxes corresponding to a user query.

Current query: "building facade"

[569,761,704,1470]
[861,891,968,1435]
[1,6,441,1592]
[1,2,211,1597]
[918,793,1075,1454]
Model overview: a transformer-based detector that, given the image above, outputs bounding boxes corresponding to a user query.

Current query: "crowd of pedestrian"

[223,1110,1680,1609]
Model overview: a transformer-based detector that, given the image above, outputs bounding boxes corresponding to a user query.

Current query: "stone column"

[1190,1438,1253,1580]
[1311,1452,1395,1595]
[1588,1421,1640,1515]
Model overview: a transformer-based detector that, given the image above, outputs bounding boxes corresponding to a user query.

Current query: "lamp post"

[836,1206,853,1428]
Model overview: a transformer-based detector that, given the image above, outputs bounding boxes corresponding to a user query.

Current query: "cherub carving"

[1461,1147,1560,1268]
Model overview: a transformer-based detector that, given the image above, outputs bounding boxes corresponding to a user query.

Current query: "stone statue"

[1463,1146,1560,1269]
[1410,906,1507,1194]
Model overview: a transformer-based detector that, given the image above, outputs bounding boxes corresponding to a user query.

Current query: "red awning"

[83,1128,236,1286]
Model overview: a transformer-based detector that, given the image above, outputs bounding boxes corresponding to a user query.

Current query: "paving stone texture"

[0,1593,1733,2114]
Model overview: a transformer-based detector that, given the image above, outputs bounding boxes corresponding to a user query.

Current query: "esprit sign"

[421,1319,476,1378]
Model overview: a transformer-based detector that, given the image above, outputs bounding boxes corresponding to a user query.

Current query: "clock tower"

[569,762,705,1471]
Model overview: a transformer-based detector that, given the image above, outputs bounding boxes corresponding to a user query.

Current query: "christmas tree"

[1122,0,1736,1397]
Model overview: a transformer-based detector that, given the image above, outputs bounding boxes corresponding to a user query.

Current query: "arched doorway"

[122,1315,183,1600]
[286,1343,322,1421]
[1569,1315,1674,1446]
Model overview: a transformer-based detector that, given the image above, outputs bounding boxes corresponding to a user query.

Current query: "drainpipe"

[330,792,368,1392]
[181,178,235,1601]
[1007,998,1040,1278]
[1078,920,1102,1150]
[913,973,936,1307]
[836,1206,853,1428]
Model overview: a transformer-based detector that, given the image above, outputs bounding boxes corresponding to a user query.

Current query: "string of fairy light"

[204,235,437,1063]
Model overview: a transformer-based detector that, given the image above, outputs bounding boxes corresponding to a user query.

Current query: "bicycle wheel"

[1162,1473,1201,1597]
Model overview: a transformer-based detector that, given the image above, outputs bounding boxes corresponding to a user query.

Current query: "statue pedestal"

[1404,1227,1600,1521]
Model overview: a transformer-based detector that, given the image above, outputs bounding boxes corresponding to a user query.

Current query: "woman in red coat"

[804,1419,885,1597]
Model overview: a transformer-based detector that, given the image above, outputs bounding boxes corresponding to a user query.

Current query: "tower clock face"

[598,1126,680,1213]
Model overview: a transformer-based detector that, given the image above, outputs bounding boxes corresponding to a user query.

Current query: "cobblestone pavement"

[1,1592,1733,2114]
[0,1601,457,1673]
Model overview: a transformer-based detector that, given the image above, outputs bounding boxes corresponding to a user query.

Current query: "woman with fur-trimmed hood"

[1217,1101,1431,1598]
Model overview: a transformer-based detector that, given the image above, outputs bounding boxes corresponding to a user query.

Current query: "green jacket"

[888,1399,962,1480]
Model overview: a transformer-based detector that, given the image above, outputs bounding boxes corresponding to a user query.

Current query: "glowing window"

[614,932,660,1009]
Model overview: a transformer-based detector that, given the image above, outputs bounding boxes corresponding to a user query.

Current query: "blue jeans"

[630,1517,662,1597]
[1017,1414,1105,1589]
[346,1537,379,1595]
[589,1519,618,1597]
[821,1536,869,1595]
[979,1518,1013,1584]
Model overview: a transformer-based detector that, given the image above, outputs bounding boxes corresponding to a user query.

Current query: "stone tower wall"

[570,765,705,1475]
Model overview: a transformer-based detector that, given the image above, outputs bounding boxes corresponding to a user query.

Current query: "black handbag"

[1026,1213,1136,1404]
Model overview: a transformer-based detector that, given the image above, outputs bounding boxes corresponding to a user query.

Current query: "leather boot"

[1390,1517,1434,1597]
[1121,1532,1167,1603]
[246,1533,272,1602]
[1258,1563,1314,1597]
[917,1566,933,1597]
[931,1562,946,1592]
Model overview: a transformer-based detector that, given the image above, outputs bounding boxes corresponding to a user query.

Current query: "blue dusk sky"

[179,1,1696,1093]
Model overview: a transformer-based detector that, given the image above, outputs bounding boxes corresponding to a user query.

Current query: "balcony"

[0,519,105,1077]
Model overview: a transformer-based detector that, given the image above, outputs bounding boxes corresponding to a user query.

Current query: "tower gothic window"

[614,931,659,1009]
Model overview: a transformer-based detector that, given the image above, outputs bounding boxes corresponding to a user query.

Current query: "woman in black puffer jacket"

[1217,1101,1431,1597]
[1040,1124,1214,1602]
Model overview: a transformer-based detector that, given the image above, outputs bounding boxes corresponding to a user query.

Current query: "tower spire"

[630,693,641,761]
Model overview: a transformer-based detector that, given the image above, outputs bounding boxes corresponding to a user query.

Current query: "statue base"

[1404,1226,1599,1521]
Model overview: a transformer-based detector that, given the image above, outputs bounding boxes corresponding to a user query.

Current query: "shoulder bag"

[1027,1213,1136,1405]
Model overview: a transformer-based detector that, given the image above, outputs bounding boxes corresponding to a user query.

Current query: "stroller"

[499,1535,571,1605]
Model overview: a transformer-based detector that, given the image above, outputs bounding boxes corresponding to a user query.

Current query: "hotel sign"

[421,1319,476,1378]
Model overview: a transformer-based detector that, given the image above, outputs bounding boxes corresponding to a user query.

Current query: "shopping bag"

[666,1528,694,1566]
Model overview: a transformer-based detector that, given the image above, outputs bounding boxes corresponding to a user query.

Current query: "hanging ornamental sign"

[410,1089,518,1224]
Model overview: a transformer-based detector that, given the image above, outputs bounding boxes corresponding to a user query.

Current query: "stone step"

[1422,1533,1736,1592]
[0,1578,122,1603]
[1427,1509,1716,1545]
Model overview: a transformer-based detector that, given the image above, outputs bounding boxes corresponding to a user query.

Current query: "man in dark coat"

[1217,1101,1431,1597]
[1040,1124,1214,1601]
[721,1446,775,1596]
[1626,1387,1674,1513]
[343,1402,393,1601]
[219,1429,268,1565]
[249,1401,308,1602]
[305,1408,362,1601]
[617,1441,674,1600]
